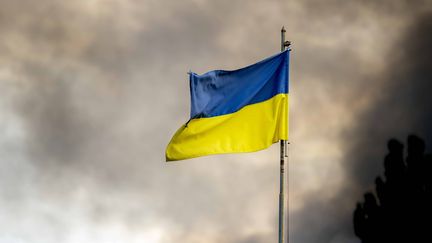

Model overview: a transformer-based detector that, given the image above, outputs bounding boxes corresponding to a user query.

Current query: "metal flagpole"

[279,26,291,243]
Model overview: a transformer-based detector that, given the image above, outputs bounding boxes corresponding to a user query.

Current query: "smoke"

[288,2,432,243]
[0,1,288,243]
[1,0,431,243]
[312,7,432,243]
[344,11,432,189]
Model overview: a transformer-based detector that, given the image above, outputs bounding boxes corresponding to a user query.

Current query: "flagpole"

[279,26,290,243]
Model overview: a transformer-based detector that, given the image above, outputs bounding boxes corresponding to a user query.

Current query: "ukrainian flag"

[166,50,289,161]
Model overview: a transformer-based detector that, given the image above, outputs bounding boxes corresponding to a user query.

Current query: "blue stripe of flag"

[189,50,289,118]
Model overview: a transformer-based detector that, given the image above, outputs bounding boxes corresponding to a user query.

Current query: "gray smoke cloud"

[289,2,432,243]
[344,12,432,198]
[0,0,431,243]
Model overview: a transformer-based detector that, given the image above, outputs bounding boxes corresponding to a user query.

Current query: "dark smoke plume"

[345,12,432,189]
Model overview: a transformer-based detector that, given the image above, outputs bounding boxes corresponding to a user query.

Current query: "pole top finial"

[281,26,286,32]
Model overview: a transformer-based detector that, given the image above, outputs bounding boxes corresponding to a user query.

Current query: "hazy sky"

[1,0,431,243]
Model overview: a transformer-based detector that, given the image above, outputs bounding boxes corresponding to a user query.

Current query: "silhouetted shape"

[353,135,432,243]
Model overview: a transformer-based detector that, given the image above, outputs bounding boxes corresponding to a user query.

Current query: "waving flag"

[166,50,289,161]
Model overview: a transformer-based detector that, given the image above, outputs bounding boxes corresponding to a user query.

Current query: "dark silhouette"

[353,135,432,243]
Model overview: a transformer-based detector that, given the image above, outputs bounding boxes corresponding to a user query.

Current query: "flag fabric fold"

[166,50,290,161]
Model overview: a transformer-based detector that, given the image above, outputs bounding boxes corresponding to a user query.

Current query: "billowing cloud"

[0,0,431,243]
